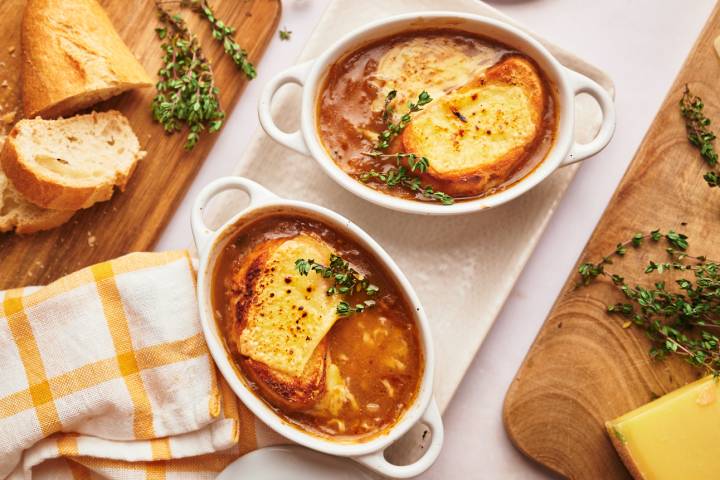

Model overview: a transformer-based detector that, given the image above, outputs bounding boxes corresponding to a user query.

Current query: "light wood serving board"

[0,0,280,288]
[504,4,720,479]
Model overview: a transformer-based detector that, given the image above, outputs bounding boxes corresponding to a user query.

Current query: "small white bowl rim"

[196,197,436,457]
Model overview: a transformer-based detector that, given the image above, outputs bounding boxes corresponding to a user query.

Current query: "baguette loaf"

[1,111,144,211]
[0,169,75,234]
[21,0,152,119]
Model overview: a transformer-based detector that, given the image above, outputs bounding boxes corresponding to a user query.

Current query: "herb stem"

[680,86,719,187]
[187,0,256,78]
[579,230,720,376]
[153,2,224,149]
[295,255,379,317]
[152,0,256,149]
[361,90,453,205]
[376,90,431,150]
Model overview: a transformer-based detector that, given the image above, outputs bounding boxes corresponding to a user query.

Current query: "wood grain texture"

[503,4,720,479]
[0,0,280,288]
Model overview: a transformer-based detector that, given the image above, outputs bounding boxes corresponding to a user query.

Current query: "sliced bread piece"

[1,110,145,211]
[0,169,75,234]
[22,0,152,119]
[402,55,548,197]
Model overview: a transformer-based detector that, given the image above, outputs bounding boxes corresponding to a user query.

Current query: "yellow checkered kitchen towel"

[0,251,257,479]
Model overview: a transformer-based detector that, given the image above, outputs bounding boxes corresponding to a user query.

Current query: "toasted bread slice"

[0,169,75,234]
[22,0,152,119]
[227,234,341,410]
[402,55,548,196]
[1,110,144,211]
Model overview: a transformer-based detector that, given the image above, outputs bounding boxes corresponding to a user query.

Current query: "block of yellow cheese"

[606,376,720,480]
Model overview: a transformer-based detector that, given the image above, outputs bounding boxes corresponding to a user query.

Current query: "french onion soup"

[212,215,423,440]
[316,29,558,203]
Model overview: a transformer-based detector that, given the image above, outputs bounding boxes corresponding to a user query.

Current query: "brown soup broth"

[212,214,424,440]
[316,28,558,202]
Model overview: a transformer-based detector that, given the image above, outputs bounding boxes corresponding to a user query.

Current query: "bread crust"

[21,0,152,119]
[0,112,142,211]
[0,199,75,234]
[402,55,549,197]
[11,209,75,235]
[241,342,328,412]
[0,171,75,234]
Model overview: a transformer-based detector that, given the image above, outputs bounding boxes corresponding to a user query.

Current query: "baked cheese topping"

[370,36,498,114]
[405,83,537,174]
[311,362,359,419]
[607,376,720,480]
[239,235,340,377]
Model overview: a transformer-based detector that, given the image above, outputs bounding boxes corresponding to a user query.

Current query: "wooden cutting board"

[0,0,279,288]
[503,4,720,479]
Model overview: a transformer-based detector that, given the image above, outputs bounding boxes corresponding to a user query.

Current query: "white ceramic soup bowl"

[259,11,615,215]
[191,176,443,478]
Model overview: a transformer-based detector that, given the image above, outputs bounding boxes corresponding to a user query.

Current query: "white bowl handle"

[191,177,277,255]
[561,67,616,166]
[258,60,314,156]
[352,398,444,478]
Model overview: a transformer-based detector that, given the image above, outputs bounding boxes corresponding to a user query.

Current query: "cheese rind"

[606,376,720,480]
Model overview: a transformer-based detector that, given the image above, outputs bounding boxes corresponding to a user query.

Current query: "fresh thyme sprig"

[153,0,255,149]
[295,254,379,317]
[359,154,454,205]
[336,300,377,317]
[360,168,454,205]
[578,230,720,376]
[362,151,430,172]
[178,0,256,78]
[577,230,689,285]
[376,90,432,150]
[361,90,453,204]
[680,86,719,187]
[279,27,292,41]
[153,4,223,150]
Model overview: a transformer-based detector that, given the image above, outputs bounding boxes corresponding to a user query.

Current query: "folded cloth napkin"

[0,251,256,479]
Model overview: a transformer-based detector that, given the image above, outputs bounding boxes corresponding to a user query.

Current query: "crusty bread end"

[21,0,152,119]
